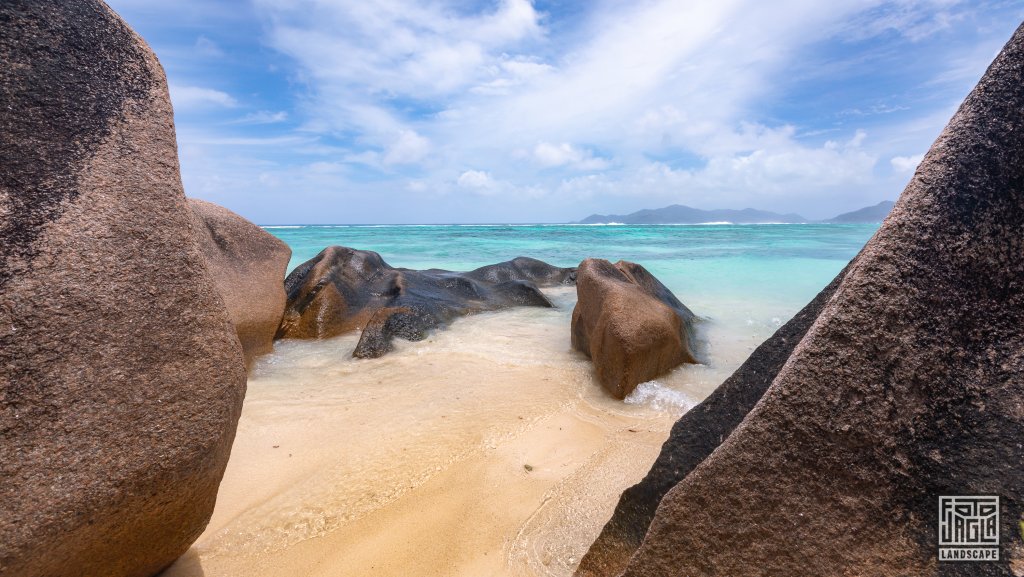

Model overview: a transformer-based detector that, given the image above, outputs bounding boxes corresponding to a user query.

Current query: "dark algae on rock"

[579,21,1024,577]
[1,2,246,576]
[0,0,155,291]
[276,246,576,358]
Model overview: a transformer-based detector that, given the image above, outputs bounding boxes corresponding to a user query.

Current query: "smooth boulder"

[189,198,291,367]
[275,246,575,358]
[0,2,246,576]
[583,22,1024,577]
[571,259,698,399]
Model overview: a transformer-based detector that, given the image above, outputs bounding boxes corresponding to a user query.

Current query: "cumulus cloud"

[384,130,431,165]
[169,84,237,109]
[457,170,496,190]
[232,110,289,125]
[532,142,609,170]
[131,0,1019,222]
[891,153,925,172]
[256,0,542,100]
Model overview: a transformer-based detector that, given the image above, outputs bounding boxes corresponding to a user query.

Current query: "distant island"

[823,200,895,223]
[578,201,894,224]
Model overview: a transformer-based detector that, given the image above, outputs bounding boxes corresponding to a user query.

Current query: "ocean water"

[267,222,877,338]
[170,223,879,577]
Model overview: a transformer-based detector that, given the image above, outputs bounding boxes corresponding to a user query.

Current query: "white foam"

[623,381,697,414]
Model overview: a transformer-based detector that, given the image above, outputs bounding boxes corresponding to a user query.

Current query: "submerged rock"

[276,246,575,357]
[0,2,246,577]
[465,255,577,286]
[571,259,698,399]
[189,198,291,368]
[581,22,1024,577]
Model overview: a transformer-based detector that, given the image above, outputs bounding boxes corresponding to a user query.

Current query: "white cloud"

[243,0,945,219]
[169,84,237,109]
[384,130,431,165]
[532,142,609,170]
[251,0,546,168]
[151,0,1017,223]
[891,153,924,172]
[231,110,289,125]
[256,0,542,99]
[457,170,495,190]
[195,36,225,57]
[472,56,555,95]
[839,0,964,43]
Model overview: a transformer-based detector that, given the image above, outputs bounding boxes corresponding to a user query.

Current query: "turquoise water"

[266,223,878,325]
[221,223,881,574]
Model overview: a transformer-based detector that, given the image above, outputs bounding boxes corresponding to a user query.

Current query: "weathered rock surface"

[276,247,575,357]
[0,2,246,577]
[464,256,577,286]
[189,198,291,368]
[571,259,698,399]
[582,22,1024,577]
[576,266,849,576]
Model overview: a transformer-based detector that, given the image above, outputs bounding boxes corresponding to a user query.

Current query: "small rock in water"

[571,259,699,399]
[275,249,575,358]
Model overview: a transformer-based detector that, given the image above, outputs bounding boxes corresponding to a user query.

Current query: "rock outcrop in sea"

[0,2,247,576]
[579,21,1024,577]
[276,247,576,358]
[571,259,698,399]
[189,198,292,368]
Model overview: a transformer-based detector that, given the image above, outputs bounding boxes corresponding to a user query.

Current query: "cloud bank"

[108,0,1024,223]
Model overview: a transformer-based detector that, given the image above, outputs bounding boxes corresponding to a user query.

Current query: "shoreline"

[161,290,709,577]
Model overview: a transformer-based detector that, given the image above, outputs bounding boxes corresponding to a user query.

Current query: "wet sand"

[162,288,758,577]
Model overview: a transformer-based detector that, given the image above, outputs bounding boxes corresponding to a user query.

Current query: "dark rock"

[571,259,698,399]
[0,2,246,577]
[585,22,1024,577]
[465,256,577,286]
[576,265,849,576]
[189,198,292,368]
[275,246,575,358]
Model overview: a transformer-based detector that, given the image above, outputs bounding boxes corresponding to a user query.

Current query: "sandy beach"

[162,288,730,577]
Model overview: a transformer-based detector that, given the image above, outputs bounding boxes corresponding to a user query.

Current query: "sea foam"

[624,381,696,414]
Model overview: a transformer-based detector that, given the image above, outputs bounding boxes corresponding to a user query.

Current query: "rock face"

[276,247,575,358]
[189,198,291,368]
[571,259,698,399]
[581,23,1024,577]
[0,3,247,577]
[576,266,849,576]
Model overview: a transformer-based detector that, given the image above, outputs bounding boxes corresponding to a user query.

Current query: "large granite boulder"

[276,246,575,358]
[582,22,1024,577]
[571,259,698,399]
[189,198,291,368]
[576,266,849,576]
[0,2,246,577]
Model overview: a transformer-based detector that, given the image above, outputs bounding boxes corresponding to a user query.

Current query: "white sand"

[162,288,753,577]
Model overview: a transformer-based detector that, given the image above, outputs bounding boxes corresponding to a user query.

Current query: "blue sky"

[105,0,1023,224]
